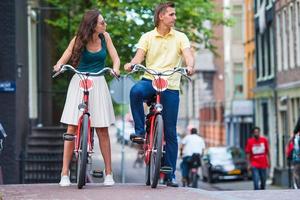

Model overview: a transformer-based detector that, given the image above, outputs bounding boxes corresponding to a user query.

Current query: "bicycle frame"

[144,92,163,165]
[75,78,93,158]
[128,65,190,160]
[127,64,190,188]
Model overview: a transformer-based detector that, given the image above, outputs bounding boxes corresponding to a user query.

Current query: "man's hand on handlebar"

[124,63,133,72]
[186,66,195,76]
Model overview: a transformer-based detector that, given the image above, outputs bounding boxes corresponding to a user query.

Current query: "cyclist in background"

[53,9,120,187]
[180,128,205,186]
[124,2,194,187]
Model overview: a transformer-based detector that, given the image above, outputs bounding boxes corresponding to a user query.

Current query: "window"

[296,2,300,67]
[264,28,269,77]
[282,9,289,70]
[261,32,265,77]
[269,23,275,77]
[254,0,258,14]
[262,102,269,136]
[276,13,282,71]
[234,63,243,98]
[256,32,263,79]
[232,5,243,41]
[289,4,295,68]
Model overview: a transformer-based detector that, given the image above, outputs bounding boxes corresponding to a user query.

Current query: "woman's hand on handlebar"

[113,68,120,76]
[53,63,63,72]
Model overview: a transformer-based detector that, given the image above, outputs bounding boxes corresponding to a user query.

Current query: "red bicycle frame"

[75,83,93,157]
[144,94,164,165]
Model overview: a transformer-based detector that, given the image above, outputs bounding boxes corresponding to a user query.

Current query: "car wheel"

[201,168,207,182]
[207,171,214,183]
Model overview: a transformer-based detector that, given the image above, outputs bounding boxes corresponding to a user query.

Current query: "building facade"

[224,0,254,150]
[0,0,30,183]
[273,0,300,186]
[253,0,277,178]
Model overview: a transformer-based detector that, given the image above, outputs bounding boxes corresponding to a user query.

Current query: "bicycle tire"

[145,133,151,186]
[150,114,163,188]
[145,163,151,185]
[77,114,89,189]
[191,172,198,188]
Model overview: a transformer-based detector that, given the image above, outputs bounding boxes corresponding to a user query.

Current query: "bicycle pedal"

[92,170,103,178]
[131,138,145,144]
[160,166,173,174]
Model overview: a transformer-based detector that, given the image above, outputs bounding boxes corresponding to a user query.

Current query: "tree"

[46,0,232,114]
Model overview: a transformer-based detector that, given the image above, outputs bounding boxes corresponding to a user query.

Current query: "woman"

[53,9,120,187]
[286,117,300,189]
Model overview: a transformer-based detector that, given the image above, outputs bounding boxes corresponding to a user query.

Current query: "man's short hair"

[191,128,197,134]
[154,2,175,27]
[252,126,260,133]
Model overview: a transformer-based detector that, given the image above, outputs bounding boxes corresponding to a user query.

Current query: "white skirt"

[60,74,115,127]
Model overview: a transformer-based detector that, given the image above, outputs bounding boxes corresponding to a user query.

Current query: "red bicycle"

[53,64,118,189]
[128,64,190,188]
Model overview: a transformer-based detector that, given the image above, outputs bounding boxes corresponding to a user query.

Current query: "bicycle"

[52,64,118,189]
[127,64,190,188]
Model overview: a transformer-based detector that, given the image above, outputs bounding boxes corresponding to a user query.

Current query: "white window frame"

[276,13,282,72]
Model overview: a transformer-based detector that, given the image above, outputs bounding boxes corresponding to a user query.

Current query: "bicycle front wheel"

[77,114,89,189]
[150,114,163,188]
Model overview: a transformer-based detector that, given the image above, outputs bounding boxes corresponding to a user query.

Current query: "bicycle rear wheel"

[150,114,163,188]
[77,114,89,189]
[145,133,151,186]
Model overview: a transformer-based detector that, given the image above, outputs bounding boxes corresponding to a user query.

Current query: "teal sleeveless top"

[77,34,107,73]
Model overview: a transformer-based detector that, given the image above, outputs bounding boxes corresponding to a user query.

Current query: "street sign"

[109,76,136,104]
[0,81,16,92]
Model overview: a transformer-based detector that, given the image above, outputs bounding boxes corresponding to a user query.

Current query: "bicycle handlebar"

[52,64,119,80]
[127,64,191,81]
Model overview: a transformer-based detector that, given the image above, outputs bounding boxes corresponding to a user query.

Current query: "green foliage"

[46,0,232,115]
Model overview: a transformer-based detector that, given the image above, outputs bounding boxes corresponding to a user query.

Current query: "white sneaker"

[104,174,115,186]
[59,175,71,187]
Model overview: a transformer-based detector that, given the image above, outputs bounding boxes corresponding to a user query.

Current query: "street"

[0,126,297,200]
[90,126,287,191]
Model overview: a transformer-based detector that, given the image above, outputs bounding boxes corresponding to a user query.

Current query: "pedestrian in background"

[286,117,300,189]
[245,126,270,190]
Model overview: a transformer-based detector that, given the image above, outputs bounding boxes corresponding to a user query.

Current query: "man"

[180,128,205,186]
[124,2,194,187]
[245,127,270,190]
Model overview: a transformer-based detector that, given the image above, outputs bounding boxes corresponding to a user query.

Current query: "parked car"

[201,146,249,183]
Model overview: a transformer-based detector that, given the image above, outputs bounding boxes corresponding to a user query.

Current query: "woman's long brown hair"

[70,9,101,67]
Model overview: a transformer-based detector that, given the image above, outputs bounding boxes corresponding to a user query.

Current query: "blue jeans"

[180,156,191,179]
[251,167,267,190]
[130,78,179,180]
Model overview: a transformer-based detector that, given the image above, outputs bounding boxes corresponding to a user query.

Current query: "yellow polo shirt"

[137,28,190,90]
